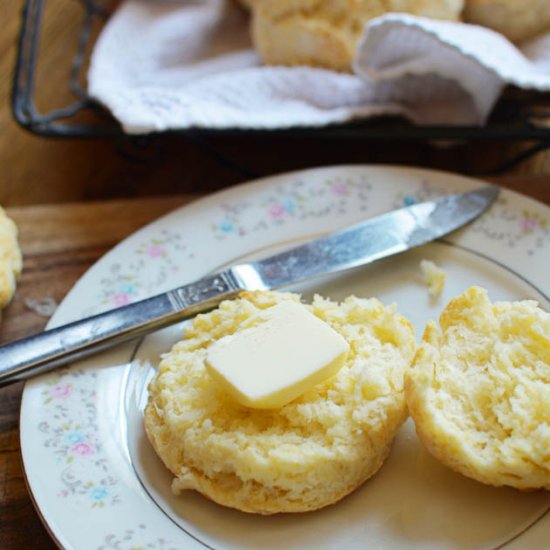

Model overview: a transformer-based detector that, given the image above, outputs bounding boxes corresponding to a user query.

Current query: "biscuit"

[0,207,22,317]
[464,0,550,43]
[405,287,550,490]
[144,290,416,514]
[251,0,464,71]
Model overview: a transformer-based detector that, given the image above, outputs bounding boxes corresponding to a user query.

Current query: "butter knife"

[0,185,498,386]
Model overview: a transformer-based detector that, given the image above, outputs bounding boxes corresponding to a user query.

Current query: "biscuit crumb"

[420,259,446,298]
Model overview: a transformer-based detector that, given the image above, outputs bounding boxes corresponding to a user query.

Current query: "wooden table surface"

[1,0,550,548]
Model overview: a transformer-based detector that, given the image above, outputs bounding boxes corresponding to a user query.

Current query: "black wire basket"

[12,0,550,172]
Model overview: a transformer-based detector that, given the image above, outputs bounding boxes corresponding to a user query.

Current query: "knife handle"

[0,271,242,387]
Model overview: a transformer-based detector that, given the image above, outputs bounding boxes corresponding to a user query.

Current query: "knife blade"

[0,185,498,386]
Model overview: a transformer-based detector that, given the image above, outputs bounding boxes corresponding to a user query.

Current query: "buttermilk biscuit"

[251,0,464,71]
[405,287,550,490]
[145,290,416,514]
[0,207,22,318]
[464,0,550,43]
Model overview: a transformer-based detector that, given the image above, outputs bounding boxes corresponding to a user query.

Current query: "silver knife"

[0,185,498,386]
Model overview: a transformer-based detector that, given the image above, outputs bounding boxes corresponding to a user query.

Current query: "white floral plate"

[20,166,550,550]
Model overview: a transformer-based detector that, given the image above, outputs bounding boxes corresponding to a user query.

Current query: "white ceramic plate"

[20,166,550,550]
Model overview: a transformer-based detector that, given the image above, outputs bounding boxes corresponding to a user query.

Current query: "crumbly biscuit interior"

[406,287,550,488]
[145,290,416,513]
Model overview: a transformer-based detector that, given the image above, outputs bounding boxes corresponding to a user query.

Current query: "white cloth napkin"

[88,0,550,134]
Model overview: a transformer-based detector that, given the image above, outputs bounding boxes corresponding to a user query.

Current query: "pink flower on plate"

[50,384,72,400]
[146,244,165,258]
[331,182,349,196]
[70,441,96,457]
[520,216,538,233]
[268,203,285,220]
[111,292,131,307]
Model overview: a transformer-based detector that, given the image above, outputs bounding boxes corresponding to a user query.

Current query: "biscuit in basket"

[464,0,550,43]
[250,0,464,71]
[405,286,550,490]
[144,290,416,514]
[0,206,22,318]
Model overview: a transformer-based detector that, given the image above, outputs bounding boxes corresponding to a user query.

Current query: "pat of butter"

[205,301,349,409]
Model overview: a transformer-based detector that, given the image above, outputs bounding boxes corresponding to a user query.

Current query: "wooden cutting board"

[0,180,548,548]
